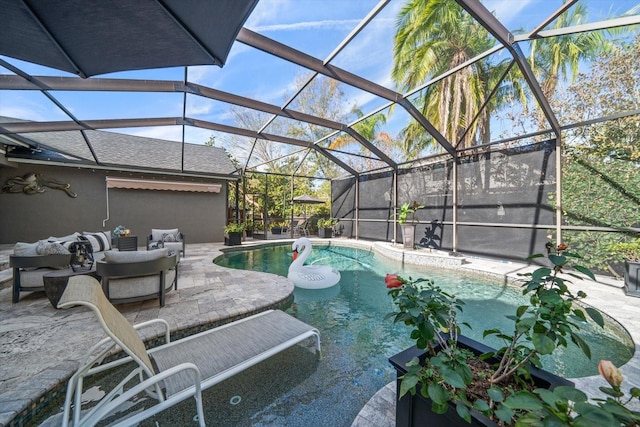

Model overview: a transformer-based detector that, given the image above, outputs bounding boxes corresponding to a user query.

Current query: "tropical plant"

[511,359,640,426]
[224,223,245,234]
[396,201,424,224]
[386,243,610,425]
[608,239,640,263]
[317,218,338,229]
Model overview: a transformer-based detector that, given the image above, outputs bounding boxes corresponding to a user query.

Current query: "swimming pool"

[207,242,634,426]
[36,242,634,427]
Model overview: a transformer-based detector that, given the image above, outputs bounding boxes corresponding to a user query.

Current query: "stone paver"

[0,242,293,427]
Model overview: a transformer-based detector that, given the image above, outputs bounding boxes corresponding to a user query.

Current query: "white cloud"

[253,19,362,33]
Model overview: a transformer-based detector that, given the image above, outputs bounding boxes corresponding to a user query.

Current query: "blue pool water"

[207,243,634,426]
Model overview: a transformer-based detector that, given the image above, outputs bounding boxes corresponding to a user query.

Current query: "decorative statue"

[2,173,77,198]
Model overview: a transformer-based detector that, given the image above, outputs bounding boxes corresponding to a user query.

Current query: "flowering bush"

[384,243,638,425]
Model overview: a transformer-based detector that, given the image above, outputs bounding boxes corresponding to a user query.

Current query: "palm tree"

[392,1,618,154]
[392,0,502,152]
[528,4,617,110]
[329,108,393,169]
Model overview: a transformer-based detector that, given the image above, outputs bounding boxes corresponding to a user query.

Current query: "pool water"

[207,243,634,426]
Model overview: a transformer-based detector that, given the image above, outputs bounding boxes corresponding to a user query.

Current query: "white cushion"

[18,269,51,289]
[103,248,169,263]
[47,232,81,242]
[13,241,39,257]
[80,231,112,252]
[151,228,179,242]
[107,269,176,300]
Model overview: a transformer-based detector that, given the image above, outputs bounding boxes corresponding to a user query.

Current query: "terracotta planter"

[389,335,573,427]
[625,260,640,297]
[400,224,416,249]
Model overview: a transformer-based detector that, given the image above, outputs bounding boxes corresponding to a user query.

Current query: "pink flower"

[598,360,623,388]
[385,274,403,289]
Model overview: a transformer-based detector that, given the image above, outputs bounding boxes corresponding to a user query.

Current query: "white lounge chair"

[57,275,321,427]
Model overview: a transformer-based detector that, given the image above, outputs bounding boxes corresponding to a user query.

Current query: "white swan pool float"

[288,237,341,289]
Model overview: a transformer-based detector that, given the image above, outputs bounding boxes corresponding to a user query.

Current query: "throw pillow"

[36,240,70,255]
[151,228,179,242]
[51,239,79,251]
[80,231,112,252]
[13,241,39,256]
[162,232,177,242]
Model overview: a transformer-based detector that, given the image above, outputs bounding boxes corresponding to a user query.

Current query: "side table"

[117,235,138,251]
[43,268,99,308]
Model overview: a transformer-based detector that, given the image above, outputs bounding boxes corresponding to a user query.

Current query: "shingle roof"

[0,117,237,177]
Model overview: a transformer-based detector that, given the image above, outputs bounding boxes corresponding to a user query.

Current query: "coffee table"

[43,268,99,308]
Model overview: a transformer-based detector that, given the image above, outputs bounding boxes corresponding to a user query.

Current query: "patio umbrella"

[0,0,258,78]
[291,194,325,219]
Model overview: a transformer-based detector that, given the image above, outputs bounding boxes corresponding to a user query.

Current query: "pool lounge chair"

[57,276,321,427]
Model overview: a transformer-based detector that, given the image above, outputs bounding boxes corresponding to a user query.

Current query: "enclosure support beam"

[393,170,398,245]
[555,136,563,244]
[452,157,458,253]
[355,177,360,240]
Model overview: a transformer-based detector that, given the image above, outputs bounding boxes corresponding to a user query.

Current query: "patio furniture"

[10,253,71,303]
[10,232,113,303]
[96,248,178,306]
[56,275,321,427]
[293,219,310,237]
[116,235,138,251]
[42,268,98,308]
[147,228,185,258]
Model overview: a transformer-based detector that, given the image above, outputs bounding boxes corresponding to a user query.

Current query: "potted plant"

[385,243,632,426]
[224,222,245,246]
[317,218,338,238]
[270,221,283,235]
[608,238,640,297]
[396,201,423,249]
[244,220,254,238]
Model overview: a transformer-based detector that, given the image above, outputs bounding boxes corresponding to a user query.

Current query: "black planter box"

[625,260,640,297]
[271,227,282,235]
[318,227,332,238]
[389,335,574,427]
[225,232,242,246]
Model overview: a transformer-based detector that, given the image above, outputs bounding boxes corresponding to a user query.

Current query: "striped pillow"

[80,231,112,252]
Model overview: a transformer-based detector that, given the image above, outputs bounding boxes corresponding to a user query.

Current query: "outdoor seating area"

[10,231,180,306]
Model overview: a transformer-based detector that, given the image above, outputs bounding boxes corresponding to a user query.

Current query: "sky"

[1,0,639,166]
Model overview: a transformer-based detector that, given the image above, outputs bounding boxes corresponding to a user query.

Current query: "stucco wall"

[0,163,229,245]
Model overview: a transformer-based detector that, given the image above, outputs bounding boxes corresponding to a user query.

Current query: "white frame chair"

[57,275,321,427]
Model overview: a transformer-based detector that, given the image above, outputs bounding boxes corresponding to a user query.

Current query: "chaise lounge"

[57,275,321,427]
